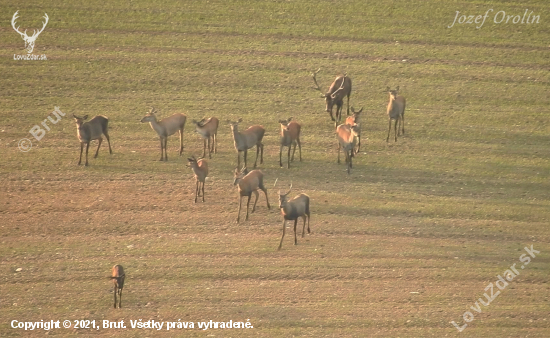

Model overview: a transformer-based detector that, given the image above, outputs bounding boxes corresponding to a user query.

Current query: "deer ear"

[396,86,400,92]
[237,118,243,123]
[83,115,88,120]
[72,114,78,119]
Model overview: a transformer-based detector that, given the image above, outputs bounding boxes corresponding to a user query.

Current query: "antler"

[31,13,49,39]
[285,182,293,196]
[149,106,157,114]
[11,11,26,37]
[331,75,347,98]
[311,68,325,96]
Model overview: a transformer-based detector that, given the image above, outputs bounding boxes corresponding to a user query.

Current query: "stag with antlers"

[312,68,352,126]
[11,11,49,54]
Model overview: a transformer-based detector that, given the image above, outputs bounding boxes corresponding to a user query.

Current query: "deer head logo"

[11,11,49,54]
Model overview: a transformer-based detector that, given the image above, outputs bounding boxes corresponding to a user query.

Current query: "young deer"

[279,117,302,169]
[312,68,353,126]
[233,167,270,223]
[386,86,406,142]
[140,107,186,161]
[187,156,208,203]
[277,183,311,250]
[336,123,360,175]
[346,107,363,154]
[109,265,125,309]
[228,119,265,169]
[73,114,112,166]
[192,117,219,159]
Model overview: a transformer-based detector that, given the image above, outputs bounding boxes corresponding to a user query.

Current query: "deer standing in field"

[386,86,406,142]
[228,119,265,169]
[73,114,112,166]
[277,183,311,250]
[192,117,219,159]
[109,265,125,309]
[140,107,186,161]
[279,117,302,169]
[336,123,360,175]
[312,68,352,126]
[346,107,363,154]
[11,11,48,54]
[187,156,208,203]
[233,167,271,223]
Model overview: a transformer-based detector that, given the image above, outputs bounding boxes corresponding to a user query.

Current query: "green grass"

[1,0,549,337]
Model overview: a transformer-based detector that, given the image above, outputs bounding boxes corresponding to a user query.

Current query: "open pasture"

[1,0,549,336]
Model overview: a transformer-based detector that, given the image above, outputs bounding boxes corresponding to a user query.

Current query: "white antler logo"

[11,10,49,54]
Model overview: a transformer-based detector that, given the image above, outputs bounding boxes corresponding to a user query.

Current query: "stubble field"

[1,0,549,337]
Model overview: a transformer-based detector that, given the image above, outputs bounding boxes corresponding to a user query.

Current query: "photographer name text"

[448,9,540,29]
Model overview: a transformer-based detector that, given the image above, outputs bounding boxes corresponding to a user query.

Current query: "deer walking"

[336,123,360,175]
[386,86,406,142]
[109,265,125,309]
[312,68,352,126]
[228,119,265,169]
[346,107,363,154]
[11,11,48,54]
[233,167,270,223]
[277,183,311,250]
[192,117,219,159]
[279,117,302,169]
[187,156,208,203]
[140,107,186,161]
[73,114,112,166]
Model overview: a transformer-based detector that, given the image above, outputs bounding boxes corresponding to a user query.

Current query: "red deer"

[336,123,360,175]
[73,114,112,166]
[277,183,311,250]
[228,119,265,169]
[192,117,219,159]
[140,107,186,161]
[233,167,270,223]
[312,68,352,126]
[278,117,302,169]
[386,86,406,142]
[109,265,125,309]
[187,156,208,203]
[345,107,363,154]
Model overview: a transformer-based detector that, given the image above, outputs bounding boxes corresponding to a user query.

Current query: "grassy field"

[1,0,549,336]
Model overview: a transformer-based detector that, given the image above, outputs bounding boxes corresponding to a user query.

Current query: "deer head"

[12,11,49,54]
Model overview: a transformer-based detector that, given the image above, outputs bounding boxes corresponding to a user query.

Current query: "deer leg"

[104,131,113,154]
[357,135,361,154]
[307,212,311,234]
[118,288,122,308]
[347,94,351,115]
[212,133,217,153]
[386,119,392,143]
[279,145,283,168]
[262,187,271,209]
[236,195,242,223]
[293,219,298,245]
[94,137,102,158]
[302,215,307,237]
[291,141,297,162]
[195,180,199,203]
[78,143,84,165]
[260,143,264,164]
[251,190,259,213]
[113,285,117,308]
[85,142,90,166]
[202,181,205,202]
[179,129,184,156]
[394,119,398,142]
[401,114,405,135]
[244,149,249,169]
[298,138,302,161]
[287,145,291,169]
[253,145,259,168]
[202,138,207,158]
[237,151,241,169]
[337,142,341,164]
[278,220,286,250]
[207,137,212,159]
[245,195,252,220]
[159,138,164,161]
[165,137,169,160]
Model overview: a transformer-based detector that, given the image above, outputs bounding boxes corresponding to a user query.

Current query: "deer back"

[328,76,352,101]
[336,124,357,150]
[78,116,108,142]
[194,117,219,137]
[238,169,263,195]
[281,193,310,220]
[158,113,186,137]
[112,265,125,289]
[234,125,265,151]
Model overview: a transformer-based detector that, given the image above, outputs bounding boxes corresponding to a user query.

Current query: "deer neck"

[148,119,165,136]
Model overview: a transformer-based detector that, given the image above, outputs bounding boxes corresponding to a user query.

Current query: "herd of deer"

[80,71,405,306]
